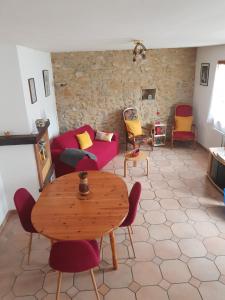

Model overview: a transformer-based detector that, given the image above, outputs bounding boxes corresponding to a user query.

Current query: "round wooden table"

[31,171,129,270]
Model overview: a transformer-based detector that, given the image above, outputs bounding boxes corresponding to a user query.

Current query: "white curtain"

[208,63,225,132]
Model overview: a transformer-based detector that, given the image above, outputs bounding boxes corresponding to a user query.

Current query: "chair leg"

[99,236,103,252]
[130,225,134,234]
[90,269,100,300]
[128,226,135,258]
[27,232,33,264]
[56,272,62,300]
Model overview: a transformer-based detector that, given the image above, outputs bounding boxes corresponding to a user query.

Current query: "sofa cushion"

[76,131,93,149]
[88,140,117,168]
[53,130,78,150]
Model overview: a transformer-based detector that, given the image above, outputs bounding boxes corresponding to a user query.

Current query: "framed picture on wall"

[28,78,37,104]
[42,70,50,97]
[200,63,210,86]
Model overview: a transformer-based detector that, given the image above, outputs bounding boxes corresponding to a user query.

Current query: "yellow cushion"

[125,119,143,136]
[175,116,193,131]
[76,131,93,149]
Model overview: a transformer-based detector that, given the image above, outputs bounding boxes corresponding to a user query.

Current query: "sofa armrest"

[51,148,62,161]
[75,156,99,171]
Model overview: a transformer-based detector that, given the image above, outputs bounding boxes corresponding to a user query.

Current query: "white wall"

[0,44,59,225]
[193,45,225,148]
[17,45,59,138]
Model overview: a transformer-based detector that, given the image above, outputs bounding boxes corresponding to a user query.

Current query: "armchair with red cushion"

[51,125,119,177]
[171,104,197,148]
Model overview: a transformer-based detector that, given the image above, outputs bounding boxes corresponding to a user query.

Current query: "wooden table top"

[125,151,148,161]
[31,171,129,241]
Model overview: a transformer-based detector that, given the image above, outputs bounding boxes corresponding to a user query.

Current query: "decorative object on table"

[35,118,46,130]
[200,63,210,86]
[171,103,197,148]
[79,171,90,196]
[142,88,156,100]
[127,148,140,158]
[132,40,147,62]
[3,131,11,137]
[124,151,149,177]
[60,149,96,168]
[42,70,50,97]
[28,78,37,104]
[152,122,167,147]
[123,107,153,151]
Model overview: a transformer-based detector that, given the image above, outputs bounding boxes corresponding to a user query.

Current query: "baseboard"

[0,209,17,235]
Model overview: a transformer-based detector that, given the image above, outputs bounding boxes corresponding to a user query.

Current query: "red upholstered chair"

[100,182,142,258]
[171,103,197,148]
[49,240,100,300]
[14,188,37,264]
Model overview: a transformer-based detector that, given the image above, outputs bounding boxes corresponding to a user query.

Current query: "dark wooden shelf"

[0,120,50,146]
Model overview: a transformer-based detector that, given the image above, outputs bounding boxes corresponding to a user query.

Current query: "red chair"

[171,103,197,148]
[100,182,142,258]
[14,188,37,264]
[49,240,100,300]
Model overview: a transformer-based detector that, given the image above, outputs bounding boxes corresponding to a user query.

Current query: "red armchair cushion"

[173,131,195,140]
[176,104,192,117]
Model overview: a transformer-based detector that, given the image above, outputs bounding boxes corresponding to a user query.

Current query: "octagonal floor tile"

[137,286,168,300]
[166,210,188,223]
[160,199,180,210]
[132,226,149,242]
[43,272,74,294]
[154,240,181,259]
[186,209,209,221]
[199,281,225,300]
[160,260,191,283]
[45,293,71,299]
[13,270,44,296]
[179,239,207,257]
[141,190,156,200]
[103,243,128,263]
[149,224,172,240]
[128,242,154,260]
[178,197,200,209]
[141,200,160,211]
[73,291,103,300]
[144,211,166,225]
[194,222,219,237]
[171,223,196,238]
[105,288,135,300]
[168,283,201,300]
[204,237,225,256]
[0,272,15,298]
[132,262,162,285]
[155,189,174,199]
[215,256,225,274]
[188,258,220,281]
[104,264,132,288]
[75,270,103,291]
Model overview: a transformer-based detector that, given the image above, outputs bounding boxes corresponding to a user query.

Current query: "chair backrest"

[49,240,100,273]
[175,104,193,117]
[14,188,36,233]
[123,107,139,121]
[123,182,142,226]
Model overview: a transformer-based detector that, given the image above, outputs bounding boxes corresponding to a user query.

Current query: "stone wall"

[51,48,196,143]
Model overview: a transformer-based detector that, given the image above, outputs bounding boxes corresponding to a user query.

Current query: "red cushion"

[176,104,192,117]
[49,240,99,273]
[173,131,195,140]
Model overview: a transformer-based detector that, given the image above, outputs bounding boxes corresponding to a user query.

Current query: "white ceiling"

[1,0,225,52]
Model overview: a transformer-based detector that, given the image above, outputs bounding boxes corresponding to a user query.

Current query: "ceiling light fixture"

[133,40,147,62]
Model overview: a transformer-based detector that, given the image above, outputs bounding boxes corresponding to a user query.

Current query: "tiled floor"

[1,145,225,299]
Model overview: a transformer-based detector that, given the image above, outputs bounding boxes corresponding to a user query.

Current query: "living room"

[1,1,225,299]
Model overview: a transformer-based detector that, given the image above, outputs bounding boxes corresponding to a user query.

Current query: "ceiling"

[1,0,225,52]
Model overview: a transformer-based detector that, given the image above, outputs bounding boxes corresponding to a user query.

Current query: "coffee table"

[31,171,129,270]
[124,151,149,177]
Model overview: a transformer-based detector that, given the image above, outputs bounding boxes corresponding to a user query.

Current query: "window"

[208,61,225,133]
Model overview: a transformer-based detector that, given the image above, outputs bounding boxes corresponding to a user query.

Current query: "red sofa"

[51,125,119,177]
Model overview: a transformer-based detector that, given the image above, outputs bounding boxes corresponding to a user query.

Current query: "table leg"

[146,158,149,177]
[124,159,127,177]
[109,231,118,270]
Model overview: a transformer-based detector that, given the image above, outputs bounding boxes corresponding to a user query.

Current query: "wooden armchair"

[123,107,153,150]
[171,103,197,148]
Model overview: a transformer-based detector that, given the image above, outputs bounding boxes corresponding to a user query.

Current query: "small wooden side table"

[124,151,149,177]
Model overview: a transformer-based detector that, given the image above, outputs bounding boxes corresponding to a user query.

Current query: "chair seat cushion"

[173,131,195,140]
[49,240,99,273]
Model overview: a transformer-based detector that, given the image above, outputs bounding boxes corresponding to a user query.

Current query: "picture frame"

[28,78,37,104]
[42,70,50,97]
[200,63,210,86]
